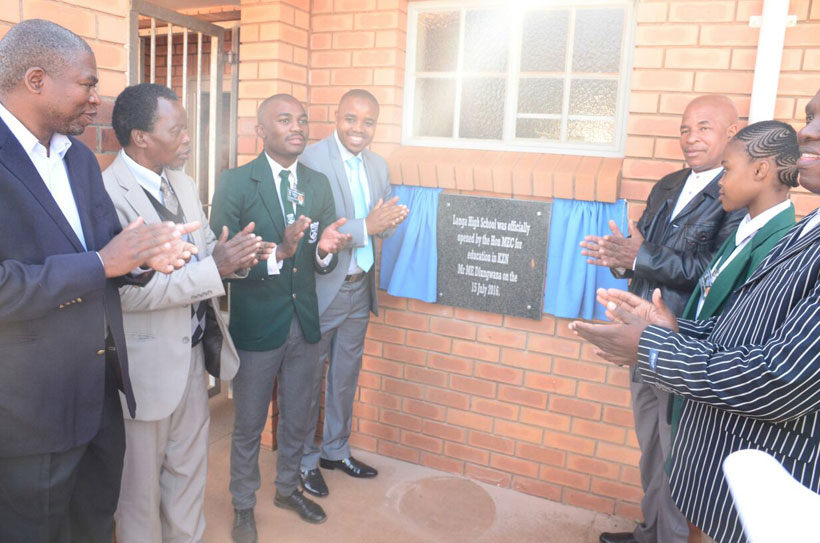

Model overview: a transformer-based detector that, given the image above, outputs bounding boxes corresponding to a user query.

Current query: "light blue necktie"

[347,156,373,272]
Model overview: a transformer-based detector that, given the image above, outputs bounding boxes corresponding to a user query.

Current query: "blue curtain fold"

[379,185,443,303]
[543,198,629,321]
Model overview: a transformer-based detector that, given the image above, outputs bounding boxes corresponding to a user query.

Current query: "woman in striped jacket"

[571,89,820,543]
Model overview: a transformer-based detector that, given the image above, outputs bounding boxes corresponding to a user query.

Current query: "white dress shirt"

[120,149,166,203]
[334,130,370,275]
[695,199,793,317]
[263,152,331,275]
[670,166,724,220]
[0,102,87,249]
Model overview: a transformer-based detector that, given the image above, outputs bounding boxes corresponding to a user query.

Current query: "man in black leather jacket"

[580,95,745,543]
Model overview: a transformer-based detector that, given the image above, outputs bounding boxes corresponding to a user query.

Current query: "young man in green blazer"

[671,120,799,541]
[210,94,351,542]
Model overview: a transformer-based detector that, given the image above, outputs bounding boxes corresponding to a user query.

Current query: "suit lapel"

[698,237,749,318]
[251,153,285,241]
[294,162,314,260]
[743,208,819,287]
[326,137,354,214]
[167,169,206,249]
[670,170,722,225]
[0,122,85,252]
[112,153,163,225]
[361,149,378,207]
[63,144,97,250]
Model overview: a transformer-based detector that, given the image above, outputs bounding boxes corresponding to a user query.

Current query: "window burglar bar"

[128,0,225,209]
[128,1,229,395]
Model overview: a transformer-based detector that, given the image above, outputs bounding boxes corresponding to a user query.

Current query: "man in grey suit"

[298,89,408,496]
[103,84,270,543]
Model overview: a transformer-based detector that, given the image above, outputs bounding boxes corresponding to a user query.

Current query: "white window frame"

[402,0,636,158]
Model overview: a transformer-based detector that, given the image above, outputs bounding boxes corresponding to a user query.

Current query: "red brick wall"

[307,0,406,157]
[353,297,641,517]
[1,0,131,170]
[624,0,820,221]
[234,0,820,520]
[302,0,644,518]
[237,0,311,168]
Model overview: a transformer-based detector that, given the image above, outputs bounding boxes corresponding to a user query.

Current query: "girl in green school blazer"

[668,119,800,512]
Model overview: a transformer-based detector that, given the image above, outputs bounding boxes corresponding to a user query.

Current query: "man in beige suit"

[103,84,271,543]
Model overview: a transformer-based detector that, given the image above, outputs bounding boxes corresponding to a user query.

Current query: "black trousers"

[0,356,126,543]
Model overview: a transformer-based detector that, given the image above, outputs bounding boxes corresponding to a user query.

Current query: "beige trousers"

[115,345,209,543]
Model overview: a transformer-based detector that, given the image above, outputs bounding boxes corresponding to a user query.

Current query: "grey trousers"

[230,318,325,509]
[301,277,371,470]
[630,367,690,543]
[116,345,208,543]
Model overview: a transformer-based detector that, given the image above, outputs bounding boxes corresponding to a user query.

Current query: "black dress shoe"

[231,508,258,543]
[274,489,327,524]
[319,456,378,478]
[300,468,329,497]
[599,532,638,543]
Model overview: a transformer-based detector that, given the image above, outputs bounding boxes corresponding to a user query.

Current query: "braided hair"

[733,120,800,187]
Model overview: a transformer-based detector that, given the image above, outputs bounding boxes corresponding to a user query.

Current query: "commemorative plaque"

[436,195,551,320]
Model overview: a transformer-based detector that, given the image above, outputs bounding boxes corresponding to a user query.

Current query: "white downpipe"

[748,0,791,123]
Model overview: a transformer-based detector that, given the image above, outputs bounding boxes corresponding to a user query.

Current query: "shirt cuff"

[97,251,150,276]
[316,246,333,267]
[267,257,284,275]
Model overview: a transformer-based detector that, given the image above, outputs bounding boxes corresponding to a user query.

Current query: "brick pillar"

[236,0,311,450]
[308,0,407,156]
[237,0,310,167]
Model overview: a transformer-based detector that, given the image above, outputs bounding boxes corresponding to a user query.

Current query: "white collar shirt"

[263,152,331,273]
[120,149,167,203]
[264,152,299,217]
[0,101,87,249]
[798,209,820,240]
[670,166,724,220]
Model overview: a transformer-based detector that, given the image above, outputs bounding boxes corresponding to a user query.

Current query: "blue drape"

[379,185,443,303]
[543,198,629,321]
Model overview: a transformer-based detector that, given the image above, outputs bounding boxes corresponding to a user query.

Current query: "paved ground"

[203,390,637,543]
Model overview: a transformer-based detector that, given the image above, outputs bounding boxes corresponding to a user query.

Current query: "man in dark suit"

[580,95,745,543]
[571,88,820,543]
[0,20,196,543]
[297,89,408,497]
[210,93,351,542]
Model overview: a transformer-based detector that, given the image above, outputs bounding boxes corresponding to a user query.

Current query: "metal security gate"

[128,1,240,396]
[128,0,239,208]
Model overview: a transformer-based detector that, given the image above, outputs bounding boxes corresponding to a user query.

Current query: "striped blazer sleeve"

[636,279,820,424]
[676,316,717,340]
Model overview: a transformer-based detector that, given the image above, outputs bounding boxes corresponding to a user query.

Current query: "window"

[403,1,635,157]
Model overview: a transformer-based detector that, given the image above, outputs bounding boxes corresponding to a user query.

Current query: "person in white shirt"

[0,20,196,543]
[580,95,745,543]
[209,94,351,542]
[569,89,820,543]
[670,120,799,542]
[297,89,408,498]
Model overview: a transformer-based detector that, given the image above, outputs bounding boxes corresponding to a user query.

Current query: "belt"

[344,272,366,282]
